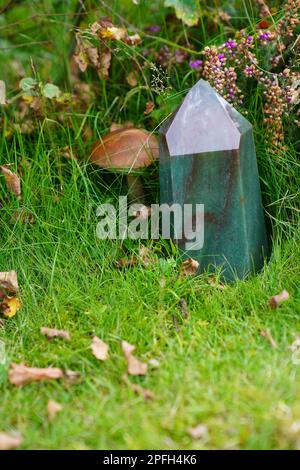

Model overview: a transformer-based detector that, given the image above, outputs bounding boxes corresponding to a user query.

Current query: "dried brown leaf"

[0,271,19,294]
[47,400,63,421]
[121,340,147,376]
[41,327,71,341]
[188,423,208,439]
[122,374,154,400]
[121,340,136,358]
[126,33,142,46]
[127,355,148,376]
[269,290,290,309]
[101,26,127,41]
[73,37,89,73]
[0,296,21,318]
[91,336,109,361]
[261,329,278,348]
[9,363,63,386]
[98,48,111,80]
[144,101,155,115]
[86,47,99,68]
[0,432,22,450]
[127,71,138,87]
[180,257,199,276]
[0,165,21,198]
[208,276,226,290]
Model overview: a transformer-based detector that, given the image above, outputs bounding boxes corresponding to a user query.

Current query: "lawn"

[0,0,300,450]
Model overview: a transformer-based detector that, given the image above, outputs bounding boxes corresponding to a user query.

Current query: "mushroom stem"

[126,174,145,204]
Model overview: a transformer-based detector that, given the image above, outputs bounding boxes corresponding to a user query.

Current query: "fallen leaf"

[86,47,99,69]
[144,101,155,115]
[9,363,63,386]
[269,290,290,309]
[98,47,112,80]
[121,340,136,357]
[0,296,21,318]
[41,327,71,341]
[73,39,89,73]
[208,276,226,290]
[126,33,142,46]
[0,432,22,450]
[0,80,6,105]
[188,423,208,439]
[219,11,231,23]
[121,340,148,376]
[179,298,189,318]
[0,165,21,198]
[47,400,63,421]
[64,369,81,385]
[127,355,148,375]
[180,257,199,276]
[91,336,109,361]
[0,271,19,294]
[90,20,141,46]
[101,26,127,41]
[122,374,154,399]
[261,329,278,348]
[127,71,138,87]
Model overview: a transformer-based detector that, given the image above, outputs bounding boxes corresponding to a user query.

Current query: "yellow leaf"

[1,296,21,318]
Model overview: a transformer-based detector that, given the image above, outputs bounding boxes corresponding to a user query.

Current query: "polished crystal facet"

[159,79,269,280]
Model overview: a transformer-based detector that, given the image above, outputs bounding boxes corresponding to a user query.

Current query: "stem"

[126,174,145,204]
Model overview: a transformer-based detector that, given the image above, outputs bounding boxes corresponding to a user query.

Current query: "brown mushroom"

[90,128,159,203]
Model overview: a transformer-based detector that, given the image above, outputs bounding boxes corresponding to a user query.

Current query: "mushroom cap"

[90,128,159,171]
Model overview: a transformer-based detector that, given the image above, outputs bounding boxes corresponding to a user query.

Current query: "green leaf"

[164,0,199,26]
[41,83,61,99]
[19,77,38,92]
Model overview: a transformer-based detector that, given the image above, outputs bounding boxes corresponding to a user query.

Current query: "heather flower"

[146,25,161,33]
[225,40,237,50]
[258,31,271,41]
[189,59,203,70]
[244,65,255,76]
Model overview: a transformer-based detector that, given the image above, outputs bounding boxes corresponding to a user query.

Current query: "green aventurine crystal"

[159,80,269,280]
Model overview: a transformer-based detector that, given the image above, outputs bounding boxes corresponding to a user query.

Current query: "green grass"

[1,0,300,450]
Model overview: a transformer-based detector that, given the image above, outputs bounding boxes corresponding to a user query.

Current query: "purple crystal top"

[166,80,242,157]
